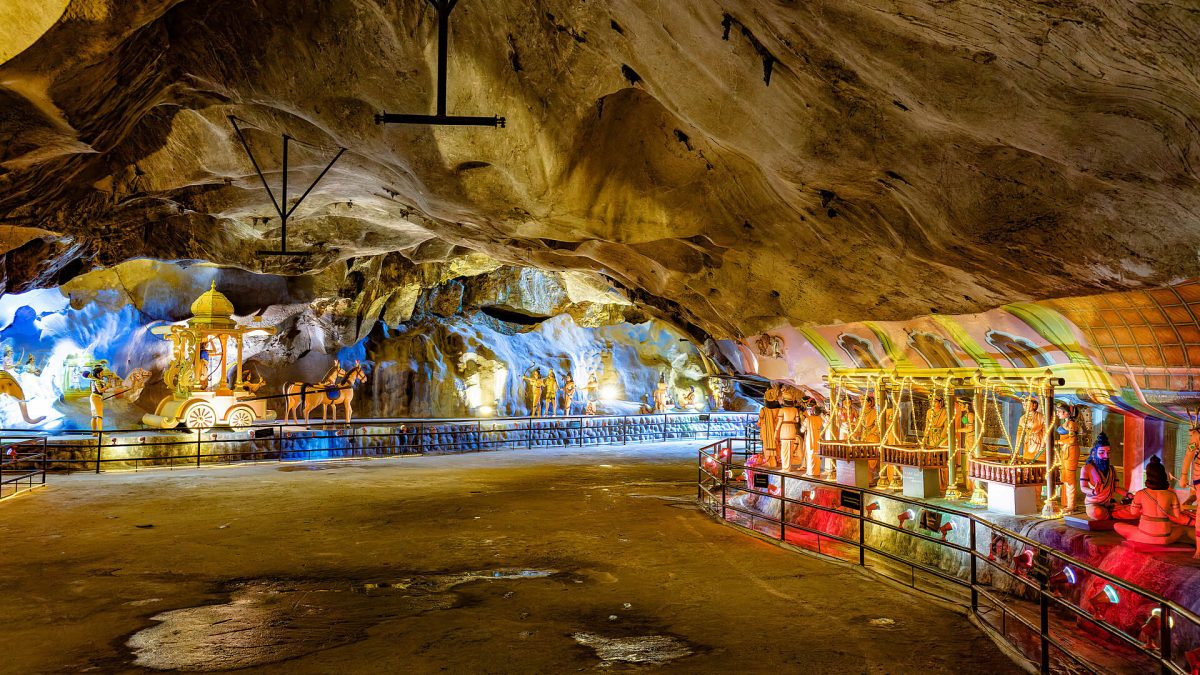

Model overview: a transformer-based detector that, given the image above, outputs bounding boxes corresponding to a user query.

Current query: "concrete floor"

[0,442,1022,674]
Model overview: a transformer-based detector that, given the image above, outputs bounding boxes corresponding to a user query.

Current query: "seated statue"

[1079,433,1130,520]
[1114,455,1193,546]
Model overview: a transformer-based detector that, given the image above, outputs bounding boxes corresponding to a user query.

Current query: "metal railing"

[698,437,1200,675]
[1,437,48,500]
[0,413,756,474]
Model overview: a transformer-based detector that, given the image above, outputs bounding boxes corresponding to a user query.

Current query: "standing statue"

[776,387,802,473]
[758,385,781,468]
[82,365,111,433]
[1015,397,1046,460]
[1114,456,1192,546]
[1179,416,1200,558]
[562,374,576,415]
[802,400,825,478]
[1080,433,1130,520]
[1055,403,1081,513]
[854,396,881,483]
[922,395,948,447]
[708,378,724,411]
[523,368,545,417]
[585,372,599,403]
[543,371,559,416]
[954,397,976,494]
[653,374,670,413]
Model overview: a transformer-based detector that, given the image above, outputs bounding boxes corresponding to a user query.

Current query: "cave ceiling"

[1,0,1198,340]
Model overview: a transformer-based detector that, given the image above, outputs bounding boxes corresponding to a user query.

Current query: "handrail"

[698,437,1196,674]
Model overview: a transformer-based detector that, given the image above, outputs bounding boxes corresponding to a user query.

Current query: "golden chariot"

[142,282,277,431]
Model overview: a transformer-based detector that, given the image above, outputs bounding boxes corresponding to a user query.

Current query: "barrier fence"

[0,437,47,500]
[698,437,1199,675]
[0,413,756,474]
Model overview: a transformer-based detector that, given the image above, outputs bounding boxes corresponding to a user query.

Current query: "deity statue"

[22,354,40,376]
[758,384,781,468]
[543,371,559,416]
[2,346,13,372]
[653,374,669,413]
[922,395,948,448]
[82,365,111,433]
[1015,397,1046,460]
[585,372,599,402]
[708,378,724,411]
[562,374,576,415]
[683,386,697,409]
[638,395,653,415]
[775,387,802,473]
[1114,456,1192,546]
[1080,433,1130,520]
[952,397,976,493]
[878,396,903,489]
[802,400,824,478]
[854,396,881,484]
[523,368,544,417]
[836,397,856,441]
[1055,402,1082,513]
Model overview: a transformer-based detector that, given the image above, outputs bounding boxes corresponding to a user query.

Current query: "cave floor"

[0,442,1021,673]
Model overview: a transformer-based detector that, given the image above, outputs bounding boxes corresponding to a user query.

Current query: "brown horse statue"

[325,362,367,423]
[283,365,343,425]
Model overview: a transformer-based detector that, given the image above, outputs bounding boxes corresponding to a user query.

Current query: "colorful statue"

[543,371,559,416]
[653,374,669,413]
[1016,397,1046,460]
[1080,433,1129,520]
[585,372,599,402]
[562,374,576,414]
[523,368,544,417]
[1178,416,1200,557]
[836,397,855,441]
[922,395,948,447]
[952,397,976,494]
[683,386,697,409]
[775,387,802,473]
[802,401,824,478]
[1055,403,1081,513]
[758,385,781,468]
[1114,456,1192,546]
[638,395,653,415]
[2,346,13,372]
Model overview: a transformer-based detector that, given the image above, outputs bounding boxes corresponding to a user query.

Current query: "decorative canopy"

[187,281,237,329]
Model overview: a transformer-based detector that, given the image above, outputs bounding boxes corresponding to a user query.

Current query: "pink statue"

[1178,417,1200,558]
[1079,433,1129,520]
[1114,456,1192,545]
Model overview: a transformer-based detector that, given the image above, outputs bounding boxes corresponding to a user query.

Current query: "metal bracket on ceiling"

[228,116,346,257]
[375,0,506,129]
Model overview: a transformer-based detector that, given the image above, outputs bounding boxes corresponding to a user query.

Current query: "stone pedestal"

[988,482,1039,515]
[1063,514,1114,531]
[901,466,942,499]
[835,459,871,488]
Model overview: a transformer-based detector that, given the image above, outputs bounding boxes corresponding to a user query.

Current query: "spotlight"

[477,405,495,417]
[865,502,881,519]
[1013,549,1034,574]
[897,509,915,528]
[1088,583,1120,610]
[938,521,955,541]
[600,385,619,402]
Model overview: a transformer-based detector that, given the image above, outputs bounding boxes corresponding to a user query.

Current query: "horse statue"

[283,365,344,425]
[325,362,368,424]
[0,371,45,425]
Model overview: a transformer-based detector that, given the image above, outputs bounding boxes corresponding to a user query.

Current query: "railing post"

[858,489,866,566]
[527,418,533,450]
[720,453,727,520]
[1160,602,1172,674]
[95,429,102,474]
[970,519,978,613]
[197,429,202,468]
[779,473,786,540]
[1039,573,1050,674]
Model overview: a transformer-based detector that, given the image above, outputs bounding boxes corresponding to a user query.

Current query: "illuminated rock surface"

[2,0,1198,339]
[0,442,1020,672]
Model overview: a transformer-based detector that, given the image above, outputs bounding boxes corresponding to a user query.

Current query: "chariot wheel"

[227,407,255,431]
[184,403,217,431]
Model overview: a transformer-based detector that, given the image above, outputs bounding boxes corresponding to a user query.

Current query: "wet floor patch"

[572,632,693,665]
[126,568,559,671]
